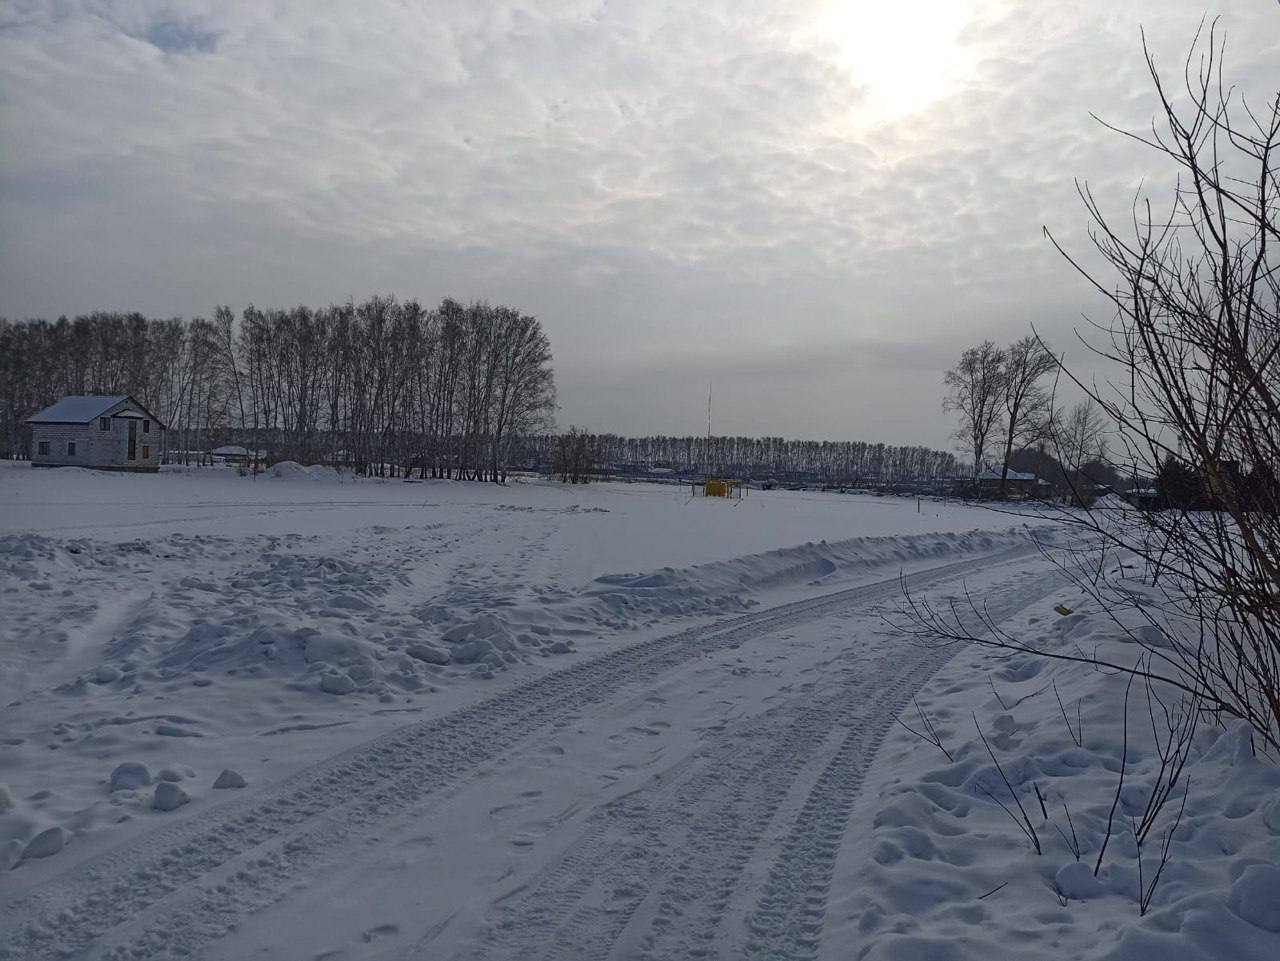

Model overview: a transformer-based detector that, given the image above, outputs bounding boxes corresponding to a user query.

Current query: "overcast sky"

[1,1,1276,449]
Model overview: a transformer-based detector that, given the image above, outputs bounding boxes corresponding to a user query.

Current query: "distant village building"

[26,395,165,472]
[975,465,1039,497]
[209,445,265,466]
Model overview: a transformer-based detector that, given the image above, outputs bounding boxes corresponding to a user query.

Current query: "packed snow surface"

[1,461,1275,960]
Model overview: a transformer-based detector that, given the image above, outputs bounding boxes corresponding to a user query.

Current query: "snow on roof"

[26,395,129,424]
[976,466,1037,482]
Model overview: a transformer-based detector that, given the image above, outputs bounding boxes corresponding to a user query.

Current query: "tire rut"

[466,567,1064,961]
[0,545,1037,961]
[739,572,1065,960]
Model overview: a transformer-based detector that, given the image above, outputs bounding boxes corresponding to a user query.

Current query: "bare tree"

[943,341,1007,478]
[553,426,596,484]
[1051,400,1109,474]
[1044,399,1112,504]
[996,336,1057,494]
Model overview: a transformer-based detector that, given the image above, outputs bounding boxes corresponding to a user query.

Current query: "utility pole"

[706,383,713,476]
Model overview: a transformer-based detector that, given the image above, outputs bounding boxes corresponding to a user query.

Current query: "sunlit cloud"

[0,0,1276,445]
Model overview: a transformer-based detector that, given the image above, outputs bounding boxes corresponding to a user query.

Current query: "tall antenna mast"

[707,382,713,439]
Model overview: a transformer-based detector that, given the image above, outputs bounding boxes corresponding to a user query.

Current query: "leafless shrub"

[921,17,1280,755]
[1036,18,1280,751]
[1134,679,1199,846]
[1134,782,1191,915]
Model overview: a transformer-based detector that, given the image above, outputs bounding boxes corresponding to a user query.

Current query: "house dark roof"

[976,466,1037,482]
[26,395,165,427]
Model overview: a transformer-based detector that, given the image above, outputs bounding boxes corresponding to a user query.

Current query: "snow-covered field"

[1,461,1275,960]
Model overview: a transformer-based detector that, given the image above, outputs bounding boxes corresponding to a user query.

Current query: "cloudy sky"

[1,1,1276,448]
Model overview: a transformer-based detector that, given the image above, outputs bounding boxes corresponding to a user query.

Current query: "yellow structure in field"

[699,477,743,499]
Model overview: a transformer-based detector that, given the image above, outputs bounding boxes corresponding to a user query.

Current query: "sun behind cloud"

[811,0,978,121]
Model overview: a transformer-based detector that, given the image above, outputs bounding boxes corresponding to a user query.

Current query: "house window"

[99,417,110,431]
[67,441,77,456]
[142,445,151,459]
[38,441,50,455]
[143,420,150,434]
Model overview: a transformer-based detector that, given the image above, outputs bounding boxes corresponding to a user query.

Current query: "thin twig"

[1052,800,1083,861]
[1096,669,1137,876]
[977,880,1010,900]
[974,713,1042,855]
[895,696,955,762]
[1054,680,1084,747]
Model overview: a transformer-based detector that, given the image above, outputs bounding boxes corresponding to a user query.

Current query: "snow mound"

[320,672,357,695]
[1230,865,1280,932]
[21,826,66,861]
[266,462,344,482]
[213,769,246,789]
[109,762,151,792]
[585,528,1029,623]
[152,782,189,811]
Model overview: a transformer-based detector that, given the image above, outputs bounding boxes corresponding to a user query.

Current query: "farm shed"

[26,395,166,472]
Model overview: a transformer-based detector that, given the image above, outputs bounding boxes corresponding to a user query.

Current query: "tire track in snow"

[0,544,1039,961]
[467,569,1064,961]
[737,573,1064,961]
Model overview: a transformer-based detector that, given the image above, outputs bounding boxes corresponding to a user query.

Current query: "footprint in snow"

[360,923,400,943]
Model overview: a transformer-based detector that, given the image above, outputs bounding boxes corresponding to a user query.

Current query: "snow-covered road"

[2,540,1062,960]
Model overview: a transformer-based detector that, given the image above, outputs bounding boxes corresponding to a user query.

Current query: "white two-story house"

[26,395,166,472]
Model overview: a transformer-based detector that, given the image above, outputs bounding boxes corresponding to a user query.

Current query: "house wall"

[100,402,162,469]
[30,424,96,467]
[31,398,164,471]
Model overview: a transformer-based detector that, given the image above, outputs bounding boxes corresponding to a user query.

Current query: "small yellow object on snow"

[1054,604,1073,616]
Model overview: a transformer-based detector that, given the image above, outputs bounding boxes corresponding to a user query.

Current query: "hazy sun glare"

[814,0,976,120]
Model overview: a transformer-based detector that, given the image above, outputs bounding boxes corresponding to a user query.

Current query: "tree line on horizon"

[0,296,556,480]
[527,429,961,487]
[1,301,966,488]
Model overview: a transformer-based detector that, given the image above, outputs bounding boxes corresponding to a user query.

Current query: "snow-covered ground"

[830,580,1280,961]
[0,461,1274,960]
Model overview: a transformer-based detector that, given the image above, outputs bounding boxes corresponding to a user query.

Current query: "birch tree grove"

[0,297,557,481]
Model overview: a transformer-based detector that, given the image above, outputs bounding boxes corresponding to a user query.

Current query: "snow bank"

[587,527,1029,622]
[265,461,345,482]
[830,574,1280,960]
